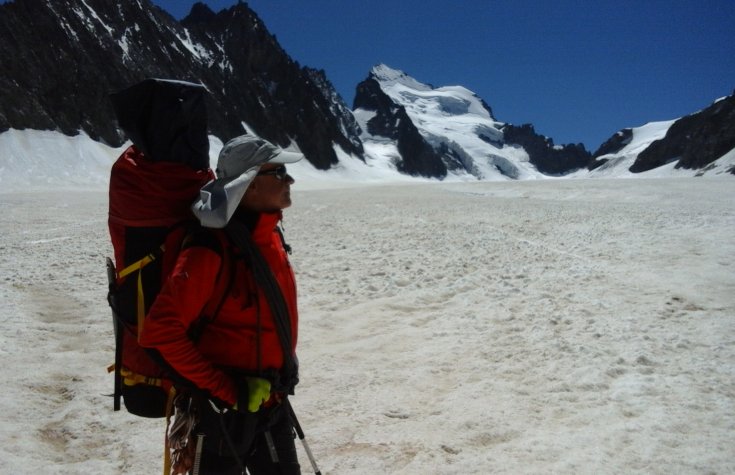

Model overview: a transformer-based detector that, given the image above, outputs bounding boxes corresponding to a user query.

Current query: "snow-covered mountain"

[0,0,733,187]
[354,64,546,180]
[354,64,524,179]
[353,64,735,180]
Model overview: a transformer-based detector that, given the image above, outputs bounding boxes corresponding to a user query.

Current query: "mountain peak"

[369,64,432,92]
[183,2,216,23]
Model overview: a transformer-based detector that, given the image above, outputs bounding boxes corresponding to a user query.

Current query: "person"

[140,134,304,475]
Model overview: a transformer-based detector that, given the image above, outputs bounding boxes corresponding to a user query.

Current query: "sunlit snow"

[0,126,733,473]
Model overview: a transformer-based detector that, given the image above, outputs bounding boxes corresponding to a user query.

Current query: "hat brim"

[268,148,304,164]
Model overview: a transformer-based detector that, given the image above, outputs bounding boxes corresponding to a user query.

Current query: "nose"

[286,173,295,184]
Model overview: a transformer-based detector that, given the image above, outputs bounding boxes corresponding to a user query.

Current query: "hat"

[192,134,303,228]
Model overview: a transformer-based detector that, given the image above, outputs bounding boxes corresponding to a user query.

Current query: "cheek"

[280,188,292,207]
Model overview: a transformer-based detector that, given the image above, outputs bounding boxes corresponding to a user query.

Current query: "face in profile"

[240,164,295,212]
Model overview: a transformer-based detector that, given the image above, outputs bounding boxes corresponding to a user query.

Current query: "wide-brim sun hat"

[192,134,303,228]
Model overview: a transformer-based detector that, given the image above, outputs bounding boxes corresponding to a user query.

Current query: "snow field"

[287,178,735,473]
[0,177,733,474]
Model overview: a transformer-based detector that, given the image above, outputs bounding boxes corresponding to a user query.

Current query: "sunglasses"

[256,165,290,181]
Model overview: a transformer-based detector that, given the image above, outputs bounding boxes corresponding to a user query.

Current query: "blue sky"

[153,0,735,151]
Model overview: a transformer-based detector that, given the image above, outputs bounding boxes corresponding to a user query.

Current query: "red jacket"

[139,211,298,406]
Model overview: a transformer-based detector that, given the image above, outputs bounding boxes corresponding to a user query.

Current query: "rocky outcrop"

[589,129,634,170]
[593,129,633,158]
[630,93,735,173]
[502,124,591,175]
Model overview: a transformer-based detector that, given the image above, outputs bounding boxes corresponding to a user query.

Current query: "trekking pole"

[285,399,321,475]
[192,433,205,475]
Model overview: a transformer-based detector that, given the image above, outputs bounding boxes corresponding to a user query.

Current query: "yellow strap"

[117,249,160,279]
[121,368,163,387]
[108,365,164,387]
[136,270,145,338]
[115,247,163,341]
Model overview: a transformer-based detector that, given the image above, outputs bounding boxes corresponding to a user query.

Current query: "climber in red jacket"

[140,134,304,475]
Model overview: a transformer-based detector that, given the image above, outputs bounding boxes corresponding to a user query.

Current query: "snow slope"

[0,123,733,192]
[0,128,440,192]
[0,177,733,474]
[0,127,734,473]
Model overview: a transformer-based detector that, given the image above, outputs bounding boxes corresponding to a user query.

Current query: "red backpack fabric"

[107,145,217,417]
[106,78,219,417]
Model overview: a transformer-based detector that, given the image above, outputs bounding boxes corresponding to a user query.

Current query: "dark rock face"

[588,128,634,170]
[304,68,365,161]
[631,93,735,173]
[502,124,591,175]
[354,77,447,178]
[594,129,634,158]
[0,0,363,169]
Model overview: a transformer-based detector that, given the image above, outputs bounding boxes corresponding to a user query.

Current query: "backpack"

[106,78,224,418]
